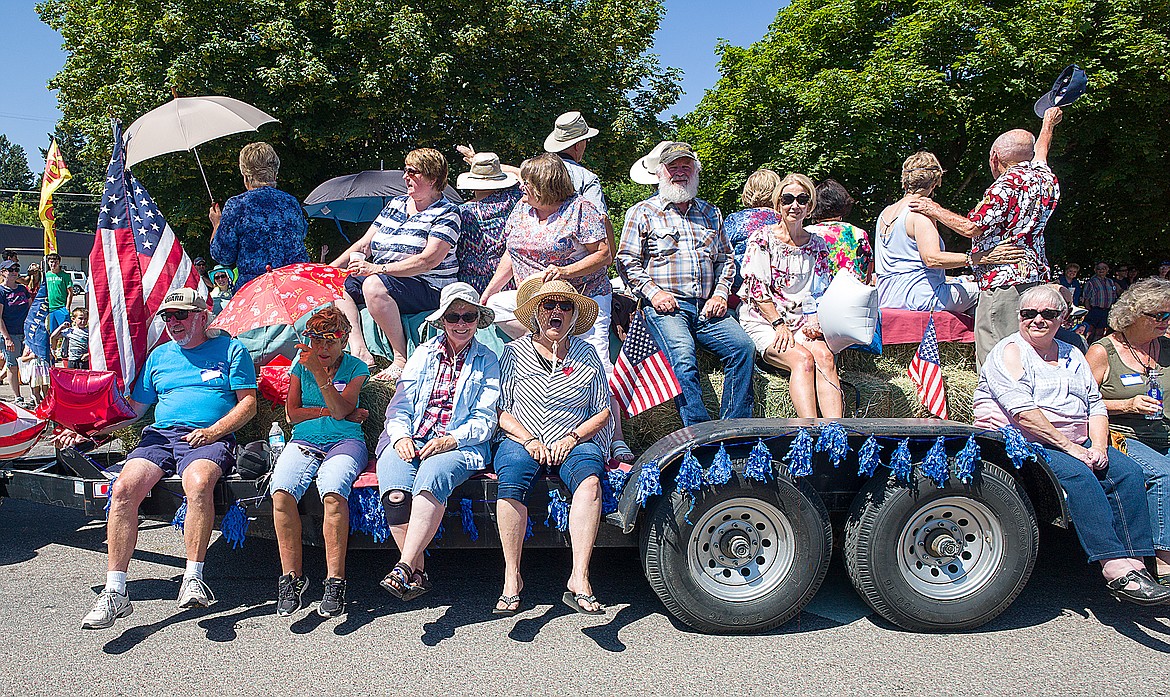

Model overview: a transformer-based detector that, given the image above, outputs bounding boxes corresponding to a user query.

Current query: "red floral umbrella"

[210,263,350,336]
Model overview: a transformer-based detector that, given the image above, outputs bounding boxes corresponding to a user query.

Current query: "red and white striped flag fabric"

[908,315,948,419]
[88,120,204,388]
[0,402,47,460]
[609,308,683,418]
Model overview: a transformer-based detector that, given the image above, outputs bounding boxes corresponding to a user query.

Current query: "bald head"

[991,129,1036,167]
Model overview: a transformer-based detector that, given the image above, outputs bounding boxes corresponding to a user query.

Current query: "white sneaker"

[81,589,133,629]
[177,577,216,608]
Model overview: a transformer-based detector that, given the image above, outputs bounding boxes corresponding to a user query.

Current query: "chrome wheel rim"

[687,498,796,602]
[896,496,1004,600]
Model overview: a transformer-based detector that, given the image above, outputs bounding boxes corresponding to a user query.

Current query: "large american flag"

[609,308,682,417]
[88,119,204,387]
[908,315,948,419]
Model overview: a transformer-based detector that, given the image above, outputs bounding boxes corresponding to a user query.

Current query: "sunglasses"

[159,309,191,322]
[779,193,811,206]
[443,311,480,324]
[403,166,423,176]
[1143,311,1170,322]
[1019,308,1063,320]
[540,300,575,312]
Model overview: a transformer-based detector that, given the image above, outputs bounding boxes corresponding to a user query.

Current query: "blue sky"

[0,0,781,172]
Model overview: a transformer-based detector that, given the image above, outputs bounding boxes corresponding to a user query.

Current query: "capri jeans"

[376,446,473,504]
[493,438,605,506]
[269,438,368,501]
[1120,437,1170,552]
[1042,443,1155,562]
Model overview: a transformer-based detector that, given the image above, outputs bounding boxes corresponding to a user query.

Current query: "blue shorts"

[269,438,368,501]
[493,439,605,505]
[376,446,472,504]
[344,274,440,315]
[48,307,70,335]
[127,425,236,477]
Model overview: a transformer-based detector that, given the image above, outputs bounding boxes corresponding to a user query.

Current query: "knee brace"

[381,490,412,524]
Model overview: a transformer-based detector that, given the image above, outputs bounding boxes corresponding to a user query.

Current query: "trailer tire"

[844,461,1038,632]
[640,469,832,634]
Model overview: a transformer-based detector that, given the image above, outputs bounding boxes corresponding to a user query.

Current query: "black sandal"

[562,590,605,615]
[493,594,522,616]
[379,562,413,599]
[400,569,431,601]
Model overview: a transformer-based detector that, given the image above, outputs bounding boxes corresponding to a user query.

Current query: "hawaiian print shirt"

[505,195,610,297]
[967,160,1059,292]
[457,187,523,294]
[808,221,872,280]
[737,227,833,329]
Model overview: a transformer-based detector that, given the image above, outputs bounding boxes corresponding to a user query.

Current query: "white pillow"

[817,269,879,354]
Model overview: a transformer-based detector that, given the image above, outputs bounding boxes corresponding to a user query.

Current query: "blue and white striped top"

[367,195,462,290]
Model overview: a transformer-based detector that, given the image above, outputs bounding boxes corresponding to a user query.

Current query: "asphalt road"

[2,496,1169,696]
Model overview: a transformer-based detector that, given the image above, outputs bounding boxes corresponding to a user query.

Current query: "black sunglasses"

[443,311,480,324]
[1019,308,1063,320]
[403,166,423,176]
[541,300,575,312]
[779,193,811,206]
[1144,311,1170,322]
[159,309,191,322]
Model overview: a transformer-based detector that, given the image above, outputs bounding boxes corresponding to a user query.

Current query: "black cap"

[1034,64,1087,118]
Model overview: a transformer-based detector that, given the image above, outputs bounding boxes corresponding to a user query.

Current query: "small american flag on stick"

[609,308,682,418]
[907,315,948,419]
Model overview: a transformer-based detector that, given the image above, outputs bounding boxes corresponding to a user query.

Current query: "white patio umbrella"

[122,95,279,201]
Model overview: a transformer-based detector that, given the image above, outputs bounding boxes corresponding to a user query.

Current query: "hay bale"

[885,364,978,423]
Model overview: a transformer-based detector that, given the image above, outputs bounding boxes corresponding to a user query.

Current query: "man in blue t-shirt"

[58,287,257,629]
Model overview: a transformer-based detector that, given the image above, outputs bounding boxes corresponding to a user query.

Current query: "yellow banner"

[39,141,73,255]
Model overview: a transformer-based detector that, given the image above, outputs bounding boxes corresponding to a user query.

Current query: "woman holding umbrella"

[209,142,309,288]
[330,148,462,379]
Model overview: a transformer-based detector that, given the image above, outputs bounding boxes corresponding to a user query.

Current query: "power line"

[0,188,102,199]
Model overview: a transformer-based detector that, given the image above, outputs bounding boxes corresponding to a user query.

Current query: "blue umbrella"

[303,170,463,241]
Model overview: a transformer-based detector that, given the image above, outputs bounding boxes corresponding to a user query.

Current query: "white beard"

[658,176,699,204]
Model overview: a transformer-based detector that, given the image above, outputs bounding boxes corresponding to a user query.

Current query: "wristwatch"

[771,317,786,328]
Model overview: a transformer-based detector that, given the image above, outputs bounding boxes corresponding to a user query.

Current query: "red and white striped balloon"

[0,402,47,460]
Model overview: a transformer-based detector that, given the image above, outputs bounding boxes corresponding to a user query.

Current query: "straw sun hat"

[456,152,518,191]
[543,111,600,153]
[513,277,598,336]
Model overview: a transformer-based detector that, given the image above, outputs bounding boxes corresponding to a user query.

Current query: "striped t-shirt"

[499,335,612,454]
[367,195,462,290]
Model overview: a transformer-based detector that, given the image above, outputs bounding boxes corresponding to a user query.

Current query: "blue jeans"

[643,299,755,426]
[1120,438,1170,552]
[269,438,367,501]
[1042,443,1155,562]
[493,439,605,505]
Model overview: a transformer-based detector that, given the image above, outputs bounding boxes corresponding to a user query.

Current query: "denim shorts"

[269,438,368,502]
[376,446,472,503]
[1,333,23,367]
[493,438,605,505]
[127,425,236,477]
[343,273,440,315]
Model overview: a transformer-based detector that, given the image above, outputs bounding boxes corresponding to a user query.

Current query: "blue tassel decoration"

[858,436,882,477]
[1000,425,1034,468]
[171,497,187,531]
[524,515,534,541]
[220,500,250,549]
[347,487,390,543]
[815,422,851,468]
[545,489,570,532]
[460,498,479,542]
[955,436,981,483]
[600,468,629,515]
[1030,442,1049,463]
[705,444,733,486]
[676,449,704,523]
[746,438,776,481]
[782,430,812,478]
[922,436,950,488]
[104,475,117,519]
[636,460,662,507]
[890,440,913,483]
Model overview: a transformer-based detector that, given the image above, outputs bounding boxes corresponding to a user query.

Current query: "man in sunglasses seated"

[58,287,257,629]
[616,142,756,427]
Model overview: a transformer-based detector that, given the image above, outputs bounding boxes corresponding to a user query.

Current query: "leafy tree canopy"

[679,0,1170,268]
[0,135,37,192]
[38,0,679,254]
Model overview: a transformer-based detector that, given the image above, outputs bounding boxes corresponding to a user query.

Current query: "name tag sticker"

[1119,373,1144,386]
[200,369,223,382]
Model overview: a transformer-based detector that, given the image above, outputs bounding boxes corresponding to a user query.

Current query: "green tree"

[0,135,36,192]
[38,0,679,258]
[679,0,1170,268]
[0,198,40,227]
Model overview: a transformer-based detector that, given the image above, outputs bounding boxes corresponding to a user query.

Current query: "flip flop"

[562,591,605,615]
[493,594,522,616]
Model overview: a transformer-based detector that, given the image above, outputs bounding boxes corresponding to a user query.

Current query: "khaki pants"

[975,283,1038,369]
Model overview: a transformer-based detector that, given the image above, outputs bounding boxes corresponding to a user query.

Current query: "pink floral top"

[504,195,610,297]
[807,221,872,280]
[737,226,833,329]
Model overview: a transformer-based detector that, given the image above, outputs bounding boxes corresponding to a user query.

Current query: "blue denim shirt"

[210,186,309,289]
[377,335,501,470]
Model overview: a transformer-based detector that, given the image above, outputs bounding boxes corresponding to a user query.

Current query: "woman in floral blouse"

[455,152,524,295]
[737,173,843,418]
[808,179,873,283]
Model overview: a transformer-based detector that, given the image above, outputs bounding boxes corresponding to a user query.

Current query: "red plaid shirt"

[413,341,470,442]
[967,160,1059,291]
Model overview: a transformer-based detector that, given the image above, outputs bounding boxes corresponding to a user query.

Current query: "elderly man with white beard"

[616,142,756,426]
[57,287,257,629]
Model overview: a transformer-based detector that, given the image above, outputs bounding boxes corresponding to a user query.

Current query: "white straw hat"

[456,152,518,191]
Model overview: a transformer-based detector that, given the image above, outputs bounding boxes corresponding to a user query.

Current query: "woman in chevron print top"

[493,277,612,617]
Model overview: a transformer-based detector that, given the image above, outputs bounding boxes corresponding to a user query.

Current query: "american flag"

[88,120,204,387]
[908,315,948,419]
[609,308,682,417]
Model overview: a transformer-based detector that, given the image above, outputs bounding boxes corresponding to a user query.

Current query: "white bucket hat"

[424,282,495,329]
[456,152,518,191]
[543,111,600,153]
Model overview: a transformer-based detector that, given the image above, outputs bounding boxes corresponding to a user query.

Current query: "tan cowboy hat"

[630,140,675,185]
[543,111,600,153]
[456,152,518,191]
[514,276,598,336]
[425,282,495,329]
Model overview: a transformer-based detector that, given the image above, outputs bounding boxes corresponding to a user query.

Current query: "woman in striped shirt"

[492,278,612,616]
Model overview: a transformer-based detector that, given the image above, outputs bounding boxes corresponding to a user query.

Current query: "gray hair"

[1109,277,1170,331]
[1020,284,1068,314]
[239,142,280,187]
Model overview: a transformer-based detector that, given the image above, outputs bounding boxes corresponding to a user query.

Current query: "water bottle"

[268,422,287,463]
[1146,369,1163,421]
